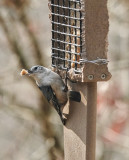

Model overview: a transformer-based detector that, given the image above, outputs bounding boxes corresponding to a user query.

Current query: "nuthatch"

[26,65,81,125]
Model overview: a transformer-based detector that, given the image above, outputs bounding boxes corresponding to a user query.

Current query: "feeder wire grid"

[50,0,83,73]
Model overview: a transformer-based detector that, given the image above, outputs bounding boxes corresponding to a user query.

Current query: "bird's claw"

[60,117,66,125]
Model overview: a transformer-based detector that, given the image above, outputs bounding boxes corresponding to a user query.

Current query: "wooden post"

[64,82,97,160]
[64,82,87,160]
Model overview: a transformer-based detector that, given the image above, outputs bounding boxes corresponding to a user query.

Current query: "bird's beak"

[27,70,33,76]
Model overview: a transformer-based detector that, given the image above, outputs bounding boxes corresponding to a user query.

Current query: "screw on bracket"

[88,75,94,80]
[101,74,106,79]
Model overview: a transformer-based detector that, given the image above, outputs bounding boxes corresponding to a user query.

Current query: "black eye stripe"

[34,67,38,70]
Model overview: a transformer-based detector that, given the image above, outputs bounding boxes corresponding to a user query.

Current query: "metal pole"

[86,82,97,160]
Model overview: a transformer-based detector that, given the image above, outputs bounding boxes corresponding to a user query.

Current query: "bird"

[23,65,81,125]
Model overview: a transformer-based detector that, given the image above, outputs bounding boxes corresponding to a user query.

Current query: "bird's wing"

[38,85,60,108]
[38,85,65,125]
[39,85,55,102]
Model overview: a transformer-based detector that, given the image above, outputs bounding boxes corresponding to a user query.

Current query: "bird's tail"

[68,91,81,102]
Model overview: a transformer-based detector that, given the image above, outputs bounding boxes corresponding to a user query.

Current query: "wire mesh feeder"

[49,0,82,74]
[48,0,111,82]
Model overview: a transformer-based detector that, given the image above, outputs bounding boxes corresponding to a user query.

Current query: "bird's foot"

[61,118,66,125]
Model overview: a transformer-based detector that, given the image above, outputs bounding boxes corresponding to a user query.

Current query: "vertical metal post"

[86,82,97,160]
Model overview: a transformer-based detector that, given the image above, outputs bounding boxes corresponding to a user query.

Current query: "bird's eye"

[34,67,38,70]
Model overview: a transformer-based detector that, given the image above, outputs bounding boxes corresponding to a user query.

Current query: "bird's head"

[27,65,44,78]
[21,65,50,86]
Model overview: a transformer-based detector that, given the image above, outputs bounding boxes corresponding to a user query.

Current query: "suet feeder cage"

[48,0,111,83]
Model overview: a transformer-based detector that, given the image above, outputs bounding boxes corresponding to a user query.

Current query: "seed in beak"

[20,69,28,76]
